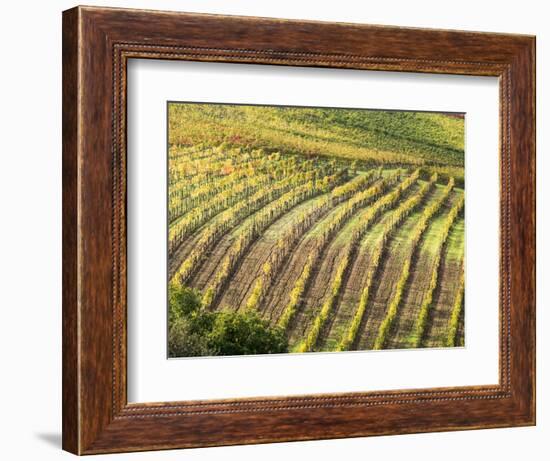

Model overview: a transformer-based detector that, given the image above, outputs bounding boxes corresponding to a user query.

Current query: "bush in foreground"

[168,283,288,357]
[208,310,287,356]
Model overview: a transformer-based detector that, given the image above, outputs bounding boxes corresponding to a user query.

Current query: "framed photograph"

[62,6,535,455]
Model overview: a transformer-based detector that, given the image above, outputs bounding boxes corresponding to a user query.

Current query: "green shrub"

[208,310,288,356]
[168,316,216,358]
[168,282,202,318]
[168,283,288,357]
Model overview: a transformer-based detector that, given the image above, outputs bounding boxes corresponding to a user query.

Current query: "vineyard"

[167,104,465,357]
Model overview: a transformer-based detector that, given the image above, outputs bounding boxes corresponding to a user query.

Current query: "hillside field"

[167,103,465,357]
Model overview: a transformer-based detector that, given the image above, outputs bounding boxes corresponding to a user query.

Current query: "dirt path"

[385,190,462,349]
[260,175,391,327]
[423,217,465,347]
[262,246,309,322]
[319,184,421,351]
[168,228,208,281]
[286,180,422,349]
[214,195,331,312]
[273,178,403,346]
[168,168,319,282]
[261,203,348,325]
[285,238,341,346]
[354,185,444,351]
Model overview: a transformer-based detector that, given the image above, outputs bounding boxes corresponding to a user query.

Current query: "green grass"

[445,216,465,261]
[168,104,464,171]
[415,189,460,257]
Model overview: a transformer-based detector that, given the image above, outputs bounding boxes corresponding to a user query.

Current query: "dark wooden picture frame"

[62,5,535,455]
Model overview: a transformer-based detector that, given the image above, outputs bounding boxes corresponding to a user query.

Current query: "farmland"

[167,103,465,357]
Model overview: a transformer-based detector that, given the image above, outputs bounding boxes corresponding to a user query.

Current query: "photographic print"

[62,8,536,452]
[167,103,465,358]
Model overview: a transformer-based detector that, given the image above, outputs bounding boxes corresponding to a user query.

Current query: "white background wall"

[0,1,545,459]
